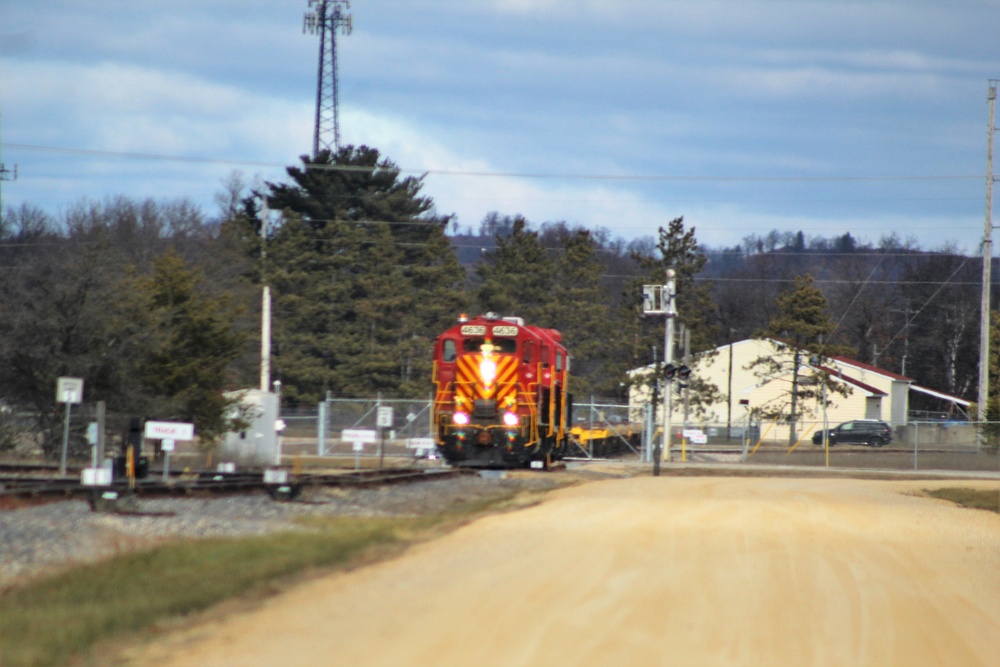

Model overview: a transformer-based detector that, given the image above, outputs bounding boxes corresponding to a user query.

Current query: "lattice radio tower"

[303,0,352,156]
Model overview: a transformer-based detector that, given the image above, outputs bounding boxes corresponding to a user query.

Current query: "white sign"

[377,407,394,427]
[352,442,365,452]
[682,429,707,444]
[81,467,112,486]
[264,469,288,484]
[342,428,377,444]
[161,438,176,452]
[144,421,195,441]
[56,377,84,404]
[407,437,436,449]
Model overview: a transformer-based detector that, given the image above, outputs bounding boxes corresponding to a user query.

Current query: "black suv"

[812,420,893,447]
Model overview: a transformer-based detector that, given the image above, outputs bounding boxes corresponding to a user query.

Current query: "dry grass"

[923,487,1000,514]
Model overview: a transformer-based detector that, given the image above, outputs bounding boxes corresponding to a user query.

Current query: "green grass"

[0,493,524,667]
[923,487,1000,514]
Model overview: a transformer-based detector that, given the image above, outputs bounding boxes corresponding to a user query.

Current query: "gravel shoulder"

[0,469,585,589]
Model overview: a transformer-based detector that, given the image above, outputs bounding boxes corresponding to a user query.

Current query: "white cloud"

[1,0,991,253]
[5,58,311,157]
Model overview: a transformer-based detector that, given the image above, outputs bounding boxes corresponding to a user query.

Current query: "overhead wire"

[829,252,888,338]
[2,142,984,184]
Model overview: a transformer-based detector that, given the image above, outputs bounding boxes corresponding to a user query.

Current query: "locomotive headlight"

[502,411,519,427]
[479,358,496,387]
[453,411,470,426]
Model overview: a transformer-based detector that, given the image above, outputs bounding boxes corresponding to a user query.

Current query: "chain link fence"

[281,398,437,460]
[2,399,998,474]
[657,418,998,473]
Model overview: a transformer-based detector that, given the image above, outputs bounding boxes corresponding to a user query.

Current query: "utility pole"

[979,79,997,427]
[303,0,353,156]
[727,328,735,440]
[662,269,677,468]
[682,325,691,431]
[0,163,14,226]
[642,269,677,475]
[0,107,16,226]
[260,202,272,392]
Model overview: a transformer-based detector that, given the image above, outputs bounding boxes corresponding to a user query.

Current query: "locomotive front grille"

[473,399,497,419]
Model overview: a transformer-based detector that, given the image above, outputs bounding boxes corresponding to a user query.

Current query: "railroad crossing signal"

[663,364,691,380]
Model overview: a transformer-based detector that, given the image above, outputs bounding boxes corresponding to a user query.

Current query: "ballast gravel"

[0,472,567,588]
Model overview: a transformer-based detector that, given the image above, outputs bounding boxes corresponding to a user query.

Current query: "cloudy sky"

[1,0,998,251]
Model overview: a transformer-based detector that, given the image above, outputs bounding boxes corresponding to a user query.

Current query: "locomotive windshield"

[462,338,517,354]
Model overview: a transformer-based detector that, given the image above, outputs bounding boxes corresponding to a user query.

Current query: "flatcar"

[431,313,571,468]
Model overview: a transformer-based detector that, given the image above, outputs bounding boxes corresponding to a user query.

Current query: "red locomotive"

[432,313,571,468]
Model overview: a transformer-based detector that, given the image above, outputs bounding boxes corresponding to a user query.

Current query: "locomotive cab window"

[522,340,534,364]
[442,339,456,363]
[556,353,563,372]
[462,338,517,354]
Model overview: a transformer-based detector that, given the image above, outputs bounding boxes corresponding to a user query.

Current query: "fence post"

[318,400,327,456]
[589,395,595,457]
[642,403,656,463]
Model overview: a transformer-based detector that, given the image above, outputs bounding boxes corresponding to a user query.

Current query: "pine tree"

[265,211,361,402]
[257,146,465,401]
[548,229,613,397]
[747,274,854,445]
[623,217,723,416]
[125,249,247,445]
[476,217,554,323]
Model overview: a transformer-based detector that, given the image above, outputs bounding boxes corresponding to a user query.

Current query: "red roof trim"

[829,355,914,382]
[816,365,887,396]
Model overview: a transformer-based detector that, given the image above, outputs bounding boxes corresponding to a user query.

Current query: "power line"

[1,142,984,184]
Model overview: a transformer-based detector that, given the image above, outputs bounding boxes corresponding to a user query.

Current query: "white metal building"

[629,338,970,443]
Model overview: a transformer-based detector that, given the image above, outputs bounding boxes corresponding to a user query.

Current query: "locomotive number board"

[460,324,519,336]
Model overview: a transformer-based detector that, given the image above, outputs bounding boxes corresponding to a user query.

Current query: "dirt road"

[130,476,1000,667]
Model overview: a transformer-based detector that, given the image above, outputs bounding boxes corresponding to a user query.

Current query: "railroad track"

[0,464,473,504]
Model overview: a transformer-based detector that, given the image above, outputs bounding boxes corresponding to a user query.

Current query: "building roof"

[814,364,887,396]
[829,355,914,383]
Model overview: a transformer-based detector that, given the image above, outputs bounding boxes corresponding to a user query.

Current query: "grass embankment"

[0,492,526,667]
[924,486,1000,514]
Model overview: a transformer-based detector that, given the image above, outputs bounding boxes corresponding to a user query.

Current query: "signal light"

[502,411,519,427]
[453,412,470,425]
[664,363,691,381]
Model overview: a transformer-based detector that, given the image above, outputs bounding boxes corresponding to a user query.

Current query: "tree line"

[1,144,997,457]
